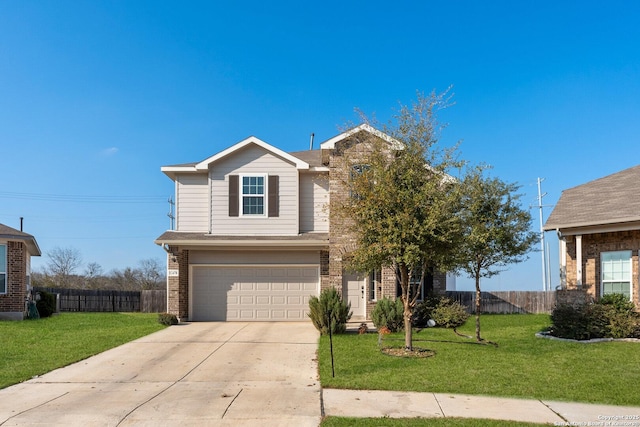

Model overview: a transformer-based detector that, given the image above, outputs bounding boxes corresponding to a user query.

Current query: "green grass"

[321,417,545,426]
[319,314,640,406]
[0,312,166,389]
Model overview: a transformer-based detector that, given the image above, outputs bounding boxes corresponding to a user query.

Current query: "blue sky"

[1,1,639,291]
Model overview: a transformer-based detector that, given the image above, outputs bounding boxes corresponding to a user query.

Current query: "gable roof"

[319,124,403,150]
[162,136,310,180]
[0,223,41,256]
[543,165,640,232]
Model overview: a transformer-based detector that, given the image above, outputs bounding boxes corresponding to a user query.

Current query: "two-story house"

[155,124,453,322]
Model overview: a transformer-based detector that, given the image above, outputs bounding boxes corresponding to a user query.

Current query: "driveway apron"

[0,322,321,427]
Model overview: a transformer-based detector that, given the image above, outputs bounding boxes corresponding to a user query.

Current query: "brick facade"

[564,230,640,307]
[166,246,189,321]
[0,241,28,320]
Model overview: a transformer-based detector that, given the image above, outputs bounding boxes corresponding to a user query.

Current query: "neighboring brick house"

[543,165,640,306]
[0,223,41,320]
[155,124,455,322]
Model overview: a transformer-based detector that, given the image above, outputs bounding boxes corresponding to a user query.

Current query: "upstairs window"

[0,244,6,294]
[229,174,279,217]
[601,250,632,299]
[350,164,370,199]
[242,176,265,215]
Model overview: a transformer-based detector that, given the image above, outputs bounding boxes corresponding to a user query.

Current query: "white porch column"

[559,237,567,289]
[575,235,582,288]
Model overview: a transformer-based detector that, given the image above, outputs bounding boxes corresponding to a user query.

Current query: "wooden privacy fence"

[446,291,556,314]
[33,288,167,313]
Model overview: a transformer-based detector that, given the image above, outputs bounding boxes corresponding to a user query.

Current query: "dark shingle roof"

[0,223,42,256]
[289,150,323,167]
[543,165,640,230]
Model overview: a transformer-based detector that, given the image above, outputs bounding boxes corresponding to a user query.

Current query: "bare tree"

[138,258,165,290]
[46,247,83,288]
[84,262,105,289]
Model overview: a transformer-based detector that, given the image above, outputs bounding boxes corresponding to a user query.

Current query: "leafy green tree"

[333,90,463,350]
[457,166,538,341]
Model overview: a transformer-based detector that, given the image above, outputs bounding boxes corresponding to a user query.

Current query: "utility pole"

[537,178,548,291]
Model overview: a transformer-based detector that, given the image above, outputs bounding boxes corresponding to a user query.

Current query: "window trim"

[369,269,381,302]
[240,174,267,217]
[0,243,6,295]
[600,250,632,300]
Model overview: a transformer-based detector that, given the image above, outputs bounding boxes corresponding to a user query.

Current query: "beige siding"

[176,173,209,232]
[299,172,329,233]
[190,250,320,265]
[210,145,299,235]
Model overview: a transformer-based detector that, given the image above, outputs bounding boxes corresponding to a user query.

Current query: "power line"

[0,191,165,203]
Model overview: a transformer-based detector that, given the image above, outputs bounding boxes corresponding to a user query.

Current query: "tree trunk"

[475,274,482,342]
[404,301,413,351]
[399,264,413,351]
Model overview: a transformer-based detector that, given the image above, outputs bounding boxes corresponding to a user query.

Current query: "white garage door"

[191,266,319,321]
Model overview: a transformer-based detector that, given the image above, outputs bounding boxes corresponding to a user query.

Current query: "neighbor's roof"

[0,223,42,256]
[543,164,640,231]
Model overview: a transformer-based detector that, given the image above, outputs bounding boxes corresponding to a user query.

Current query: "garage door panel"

[287,282,302,291]
[272,295,286,304]
[287,295,302,304]
[191,266,319,321]
[240,282,254,291]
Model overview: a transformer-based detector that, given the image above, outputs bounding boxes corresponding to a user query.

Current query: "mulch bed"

[380,346,435,358]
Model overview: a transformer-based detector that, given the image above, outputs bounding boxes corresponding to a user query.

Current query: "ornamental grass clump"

[308,287,352,335]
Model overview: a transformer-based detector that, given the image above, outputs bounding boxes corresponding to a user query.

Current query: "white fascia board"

[544,219,640,235]
[195,136,310,171]
[161,165,198,180]
[319,124,403,150]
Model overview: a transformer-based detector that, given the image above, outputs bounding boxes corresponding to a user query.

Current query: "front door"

[343,271,366,318]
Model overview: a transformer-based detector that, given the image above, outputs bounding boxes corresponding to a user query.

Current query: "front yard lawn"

[0,312,166,389]
[319,314,640,406]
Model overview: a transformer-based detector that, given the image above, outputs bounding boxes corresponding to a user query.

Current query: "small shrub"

[413,295,443,327]
[550,302,617,340]
[158,312,178,326]
[606,309,636,338]
[371,297,404,332]
[36,291,56,318]
[599,293,635,314]
[431,298,470,331]
[308,287,352,335]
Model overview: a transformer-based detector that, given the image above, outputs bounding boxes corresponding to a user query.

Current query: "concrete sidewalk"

[322,388,640,424]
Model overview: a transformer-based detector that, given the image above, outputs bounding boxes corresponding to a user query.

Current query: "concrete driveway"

[0,322,321,426]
